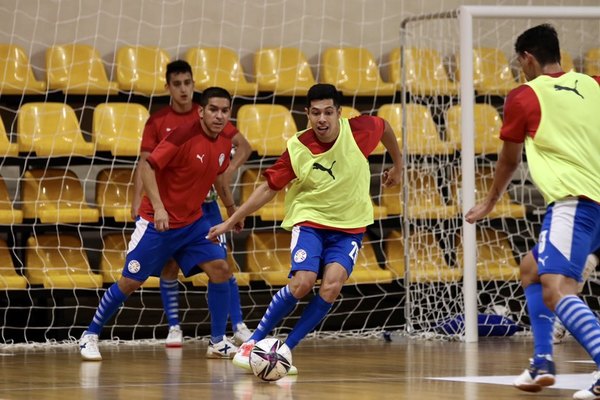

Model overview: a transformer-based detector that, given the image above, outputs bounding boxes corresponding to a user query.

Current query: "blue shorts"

[202,201,227,257]
[533,198,600,282]
[289,226,364,279]
[121,216,226,282]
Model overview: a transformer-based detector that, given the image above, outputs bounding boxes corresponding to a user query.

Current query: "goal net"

[0,1,599,346]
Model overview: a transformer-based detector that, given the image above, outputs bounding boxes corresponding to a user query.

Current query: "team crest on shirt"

[293,249,307,263]
[128,260,141,274]
[218,153,225,167]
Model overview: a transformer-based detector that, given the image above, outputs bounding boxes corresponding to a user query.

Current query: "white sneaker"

[232,340,298,375]
[232,340,255,371]
[165,325,183,348]
[206,337,238,359]
[79,332,102,361]
[513,356,555,392]
[232,323,252,346]
[574,371,600,400]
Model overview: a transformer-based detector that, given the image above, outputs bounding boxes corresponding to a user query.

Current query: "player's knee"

[289,276,315,299]
[318,281,343,303]
[160,260,179,280]
[117,276,142,295]
[203,260,230,283]
[519,252,539,288]
[541,290,559,311]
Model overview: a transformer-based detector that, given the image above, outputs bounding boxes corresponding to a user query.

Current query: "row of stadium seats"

[0,227,520,290]
[0,164,525,225]
[0,101,506,158]
[2,44,599,97]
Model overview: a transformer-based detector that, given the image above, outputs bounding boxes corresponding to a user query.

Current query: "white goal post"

[402,5,600,343]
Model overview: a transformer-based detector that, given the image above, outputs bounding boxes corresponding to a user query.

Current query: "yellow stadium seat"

[0,175,23,224]
[93,103,149,156]
[584,48,600,76]
[246,231,291,286]
[254,47,317,96]
[22,169,99,223]
[0,117,18,157]
[116,46,170,96]
[322,47,396,96]
[236,104,298,156]
[560,50,575,73]
[17,102,94,156]
[341,106,361,119]
[96,168,135,223]
[0,239,27,289]
[25,234,102,289]
[445,104,503,155]
[385,230,462,282]
[346,237,394,285]
[185,47,257,96]
[389,47,458,96]
[377,104,455,155]
[240,168,286,221]
[380,168,458,219]
[450,166,526,219]
[455,227,520,281]
[455,47,516,96]
[46,44,119,95]
[0,44,46,94]
[100,233,159,287]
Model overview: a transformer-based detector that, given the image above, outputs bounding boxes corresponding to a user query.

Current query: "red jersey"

[141,104,200,152]
[500,73,600,143]
[140,119,232,228]
[263,115,385,233]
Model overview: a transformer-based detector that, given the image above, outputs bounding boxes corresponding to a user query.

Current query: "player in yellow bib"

[207,84,403,373]
[466,24,600,399]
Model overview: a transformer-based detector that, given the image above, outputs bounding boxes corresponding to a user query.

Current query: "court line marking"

[429,373,594,391]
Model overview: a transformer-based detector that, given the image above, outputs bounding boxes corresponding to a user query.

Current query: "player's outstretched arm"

[207,182,277,241]
[380,120,403,187]
[465,141,523,223]
[140,160,169,231]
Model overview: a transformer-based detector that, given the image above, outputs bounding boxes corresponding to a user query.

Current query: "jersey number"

[348,241,360,264]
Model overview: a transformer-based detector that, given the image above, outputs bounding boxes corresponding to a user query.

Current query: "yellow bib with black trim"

[525,71,600,204]
[281,118,373,230]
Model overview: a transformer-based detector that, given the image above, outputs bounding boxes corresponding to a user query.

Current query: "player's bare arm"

[140,160,169,232]
[207,182,278,241]
[465,141,523,223]
[213,173,243,232]
[219,132,252,202]
[131,151,150,219]
[380,120,403,188]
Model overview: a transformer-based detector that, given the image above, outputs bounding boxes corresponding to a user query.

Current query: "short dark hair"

[199,87,232,107]
[515,24,561,66]
[306,84,342,108]
[165,60,193,84]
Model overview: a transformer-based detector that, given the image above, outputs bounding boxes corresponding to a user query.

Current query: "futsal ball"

[249,338,293,382]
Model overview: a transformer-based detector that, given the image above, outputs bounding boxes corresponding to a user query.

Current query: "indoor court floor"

[0,336,596,399]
